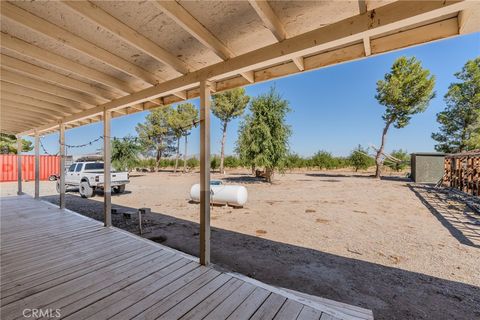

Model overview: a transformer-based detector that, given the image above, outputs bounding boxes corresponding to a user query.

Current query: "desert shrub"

[186,157,199,169]
[349,145,375,171]
[224,155,240,168]
[211,155,220,172]
[311,151,336,169]
[285,153,307,169]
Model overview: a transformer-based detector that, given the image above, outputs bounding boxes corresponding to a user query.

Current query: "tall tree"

[0,134,33,154]
[167,103,198,173]
[111,136,141,172]
[432,57,480,153]
[212,88,250,174]
[136,106,175,169]
[374,56,435,178]
[466,109,480,150]
[236,87,291,182]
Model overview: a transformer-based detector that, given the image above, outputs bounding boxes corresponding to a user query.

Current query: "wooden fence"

[444,151,480,196]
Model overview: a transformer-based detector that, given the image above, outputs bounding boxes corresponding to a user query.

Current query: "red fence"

[0,155,60,182]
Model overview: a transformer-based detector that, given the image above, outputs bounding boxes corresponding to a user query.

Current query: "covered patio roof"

[1,0,479,136]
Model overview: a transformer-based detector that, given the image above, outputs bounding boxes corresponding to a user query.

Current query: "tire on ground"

[79,181,94,198]
[113,184,126,194]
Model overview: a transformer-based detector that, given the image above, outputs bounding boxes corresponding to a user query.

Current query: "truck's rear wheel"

[80,181,94,198]
[56,181,60,193]
[113,184,126,194]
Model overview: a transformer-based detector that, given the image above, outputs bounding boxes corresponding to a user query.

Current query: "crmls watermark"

[22,308,61,318]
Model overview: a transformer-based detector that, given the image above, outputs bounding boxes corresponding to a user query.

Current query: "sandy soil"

[2,170,479,320]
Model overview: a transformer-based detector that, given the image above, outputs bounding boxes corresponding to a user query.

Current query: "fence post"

[59,122,66,209]
[34,130,40,199]
[103,109,112,227]
[16,136,22,195]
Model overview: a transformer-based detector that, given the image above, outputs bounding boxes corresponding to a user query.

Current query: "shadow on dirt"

[41,194,480,320]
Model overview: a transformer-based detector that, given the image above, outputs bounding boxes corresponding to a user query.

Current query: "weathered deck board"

[0,196,373,320]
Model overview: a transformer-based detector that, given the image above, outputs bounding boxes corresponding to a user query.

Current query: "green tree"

[0,134,33,154]
[236,87,291,182]
[375,56,435,178]
[168,103,198,173]
[136,106,175,168]
[384,149,410,172]
[111,136,141,172]
[212,88,250,174]
[349,145,374,172]
[432,58,480,153]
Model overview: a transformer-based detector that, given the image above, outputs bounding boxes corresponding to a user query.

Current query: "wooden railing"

[444,151,480,196]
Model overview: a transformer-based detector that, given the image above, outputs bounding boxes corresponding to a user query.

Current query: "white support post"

[199,80,212,266]
[59,122,66,209]
[103,109,112,227]
[16,136,22,195]
[34,130,40,199]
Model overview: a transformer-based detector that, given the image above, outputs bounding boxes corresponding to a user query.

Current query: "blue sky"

[35,33,480,158]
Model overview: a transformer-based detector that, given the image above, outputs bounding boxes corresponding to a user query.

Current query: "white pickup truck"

[56,161,129,198]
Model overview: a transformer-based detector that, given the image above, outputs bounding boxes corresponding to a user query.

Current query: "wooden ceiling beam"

[1,54,118,101]
[1,113,46,126]
[358,0,368,15]
[154,0,256,84]
[458,4,480,34]
[154,0,232,60]
[63,0,189,75]
[1,99,68,117]
[19,1,472,135]
[1,2,160,87]
[1,89,79,114]
[1,68,101,106]
[1,104,60,121]
[0,32,134,94]
[292,57,305,71]
[248,0,286,42]
[363,36,371,56]
[248,1,307,72]
[1,81,89,111]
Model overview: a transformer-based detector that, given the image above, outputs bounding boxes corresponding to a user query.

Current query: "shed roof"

[1,0,479,136]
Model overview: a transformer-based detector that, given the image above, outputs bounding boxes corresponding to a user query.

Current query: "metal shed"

[411,152,446,184]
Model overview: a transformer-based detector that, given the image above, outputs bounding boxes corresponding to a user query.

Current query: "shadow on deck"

[41,194,480,320]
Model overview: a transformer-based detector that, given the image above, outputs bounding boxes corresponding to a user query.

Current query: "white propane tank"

[190,184,248,207]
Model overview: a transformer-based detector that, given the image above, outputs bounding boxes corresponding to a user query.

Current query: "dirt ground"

[1,170,479,320]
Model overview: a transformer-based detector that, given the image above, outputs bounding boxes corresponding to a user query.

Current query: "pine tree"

[432,57,480,153]
[375,56,435,178]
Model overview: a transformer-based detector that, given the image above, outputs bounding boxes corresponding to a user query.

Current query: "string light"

[38,120,199,154]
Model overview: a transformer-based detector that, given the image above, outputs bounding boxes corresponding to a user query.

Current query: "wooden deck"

[0,195,373,320]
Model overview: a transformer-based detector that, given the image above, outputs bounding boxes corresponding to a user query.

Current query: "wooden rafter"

[1,87,80,114]
[248,0,286,41]
[1,104,60,121]
[154,0,232,60]
[0,2,160,87]
[63,0,189,75]
[1,54,118,101]
[11,0,475,136]
[0,32,134,94]
[248,0,307,71]
[1,68,100,106]
[358,0,368,14]
[1,98,68,117]
[154,0,257,83]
